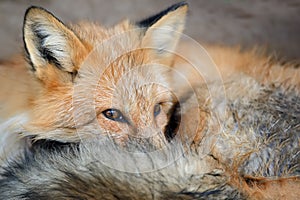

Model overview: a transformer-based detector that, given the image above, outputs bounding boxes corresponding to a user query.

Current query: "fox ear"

[137,2,188,56]
[23,6,87,82]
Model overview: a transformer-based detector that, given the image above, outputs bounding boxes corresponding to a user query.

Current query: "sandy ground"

[0,0,299,61]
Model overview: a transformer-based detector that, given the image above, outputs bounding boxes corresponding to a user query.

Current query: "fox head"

[22,2,188,147]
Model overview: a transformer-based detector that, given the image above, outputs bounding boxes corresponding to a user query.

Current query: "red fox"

[0,2,189,154]
[0,2,299,199]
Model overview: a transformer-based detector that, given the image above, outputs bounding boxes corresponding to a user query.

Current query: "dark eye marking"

[102,109,127,123]
[154,104,161,117]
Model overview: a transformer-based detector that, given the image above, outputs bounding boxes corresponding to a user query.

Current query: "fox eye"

[102,109,126,123]
[154,104,161,117]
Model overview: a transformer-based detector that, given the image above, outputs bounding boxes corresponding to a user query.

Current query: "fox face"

[22,3,188,145]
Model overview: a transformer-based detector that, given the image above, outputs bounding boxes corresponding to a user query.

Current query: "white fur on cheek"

[0,113,29,165]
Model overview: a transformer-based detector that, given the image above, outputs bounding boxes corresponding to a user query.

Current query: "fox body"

[0,2,299,199]
[0,84,299,199]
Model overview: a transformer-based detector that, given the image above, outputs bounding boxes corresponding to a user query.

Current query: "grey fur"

[0,138,244,200]
[0,79,299,200]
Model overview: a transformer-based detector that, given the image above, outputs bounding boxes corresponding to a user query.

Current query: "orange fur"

[0,3,299,198]
[0,5,188,145]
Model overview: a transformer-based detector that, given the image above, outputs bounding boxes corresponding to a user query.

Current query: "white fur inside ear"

[149,25,183,53]
[35,24,71,67]
[141,6,187,55]
[23,8,75,71]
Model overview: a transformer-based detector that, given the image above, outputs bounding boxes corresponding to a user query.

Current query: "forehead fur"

[70,20,137,49]
[72,22,174,110]
[93,50,173,109]
[71,20,160,84]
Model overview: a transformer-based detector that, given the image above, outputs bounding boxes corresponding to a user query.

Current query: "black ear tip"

[24,6,55,24]
[24,6,47,17]
[23,6,46,39]
[24,6,35,20]
[169,1,189,11]
[137,1,189,28]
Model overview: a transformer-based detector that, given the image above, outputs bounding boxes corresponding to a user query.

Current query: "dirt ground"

[0,0,299,61]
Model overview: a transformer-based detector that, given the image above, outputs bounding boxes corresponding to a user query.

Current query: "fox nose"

[135,127,168,148]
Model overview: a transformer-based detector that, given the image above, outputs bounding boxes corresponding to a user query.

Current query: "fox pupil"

[154,104,161,117]
[102,109,126,122]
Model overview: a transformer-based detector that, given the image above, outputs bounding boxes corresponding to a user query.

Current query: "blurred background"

[0,0,299,61]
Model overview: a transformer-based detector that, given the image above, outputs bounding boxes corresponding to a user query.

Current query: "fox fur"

[0,2,299,199]
[0,81,299,199]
